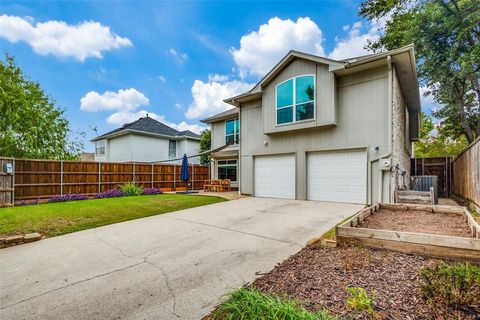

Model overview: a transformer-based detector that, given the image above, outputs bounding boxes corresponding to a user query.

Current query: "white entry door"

[307,149,367,203]
[254,154,295,199]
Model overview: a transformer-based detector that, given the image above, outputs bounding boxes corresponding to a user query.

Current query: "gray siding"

[262,59,336,134]
[211,121,225,149]
[240,65,392,202]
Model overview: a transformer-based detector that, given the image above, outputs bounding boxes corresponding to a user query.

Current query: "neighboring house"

[79,152,95,161]
[203,45,420,204]
[91,116,201,164]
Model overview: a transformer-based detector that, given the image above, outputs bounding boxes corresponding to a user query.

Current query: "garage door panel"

[307,150,366,204]
[254,155,295,199]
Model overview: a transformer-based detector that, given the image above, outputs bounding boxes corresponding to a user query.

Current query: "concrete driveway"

[0,197,362,320]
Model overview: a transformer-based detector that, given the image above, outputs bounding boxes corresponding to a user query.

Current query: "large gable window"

[276,75,315,125]
[225,118,239,145]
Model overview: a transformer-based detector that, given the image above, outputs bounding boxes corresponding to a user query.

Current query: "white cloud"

[158,75,166,82]
[165,48,188,63]
[208,73,229,82]
[230,17,325,77]
[0,15,132,61]
[185,79,253,119]
[419,85,438,113]
[80,88,149,112]
[175,102,182,109]
[106,110,205,134]
[328,21,380,60]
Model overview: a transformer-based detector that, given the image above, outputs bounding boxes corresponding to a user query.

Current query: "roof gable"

[92,116,200,141]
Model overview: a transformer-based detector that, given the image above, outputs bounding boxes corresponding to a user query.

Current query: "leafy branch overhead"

[0,53,83,159]
[360,0,480,144]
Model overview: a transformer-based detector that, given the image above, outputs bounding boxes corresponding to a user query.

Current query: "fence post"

[60,160,64,195]
[151,164,154,188]
[133,163,135,183]
[174,164,176,190]
[98,162,101,193]
[12,159,15,205]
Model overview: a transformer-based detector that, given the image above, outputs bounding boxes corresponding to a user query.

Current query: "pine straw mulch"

[252,246,479,320]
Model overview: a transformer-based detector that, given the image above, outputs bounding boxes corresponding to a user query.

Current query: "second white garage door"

[307,149,367,204]
[254,154,295,199]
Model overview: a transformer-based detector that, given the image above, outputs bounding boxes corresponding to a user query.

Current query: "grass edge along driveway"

[0,194,226,238]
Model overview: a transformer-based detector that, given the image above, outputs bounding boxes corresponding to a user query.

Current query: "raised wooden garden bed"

[336,203,480,262]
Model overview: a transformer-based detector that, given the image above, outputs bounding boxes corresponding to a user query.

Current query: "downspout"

[235,99,242,195]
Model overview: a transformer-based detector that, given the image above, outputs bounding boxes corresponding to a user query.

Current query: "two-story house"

[204,45,421,204]
[201,108,240,188]
[91,115,201,164]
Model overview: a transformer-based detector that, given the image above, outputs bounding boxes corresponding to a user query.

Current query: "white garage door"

[307,149,366,204]
[254,154,295,199]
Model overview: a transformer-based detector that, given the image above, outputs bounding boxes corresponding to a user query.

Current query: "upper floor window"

[95,141,105,156]
[225,118,239,145]
[276,75,315,125]
[168,139,176,157]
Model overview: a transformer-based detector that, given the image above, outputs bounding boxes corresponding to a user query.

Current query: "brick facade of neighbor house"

[391,66,412,200]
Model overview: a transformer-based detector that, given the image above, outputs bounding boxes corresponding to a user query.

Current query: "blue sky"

[0,1,431,152]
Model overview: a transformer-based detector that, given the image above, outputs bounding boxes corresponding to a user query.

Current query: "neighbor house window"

[95,141,105,156]
[168,140,176,157]
[218,160,237,181]
[276,75,315,125]
[225,118,239,145]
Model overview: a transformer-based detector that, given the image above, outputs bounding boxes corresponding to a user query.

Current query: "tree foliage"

[360,0,480,144]
[414,113,468,157]
[198,129,211,165]
[0,53,82,159]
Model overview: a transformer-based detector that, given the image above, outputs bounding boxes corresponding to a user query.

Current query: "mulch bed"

[358,208,472,238]
[253,246,478,319]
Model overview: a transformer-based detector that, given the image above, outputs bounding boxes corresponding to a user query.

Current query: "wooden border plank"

[337,237,480,262]
[337,226,480,250]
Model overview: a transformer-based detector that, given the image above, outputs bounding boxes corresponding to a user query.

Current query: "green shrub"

[212,287,337,320]
[118,182,144,196]
[419,262,480,308]
[345,287,378,317]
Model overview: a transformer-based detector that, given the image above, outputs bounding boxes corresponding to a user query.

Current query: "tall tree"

[0,53,83,159]
[360,0,480,143]
[198,129,211,165]
[414,113,468,157]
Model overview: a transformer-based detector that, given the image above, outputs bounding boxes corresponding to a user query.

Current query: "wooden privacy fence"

[0,158,15,207]
[411,157,452,197]
[0,158,210,203]
[452,137,480,210]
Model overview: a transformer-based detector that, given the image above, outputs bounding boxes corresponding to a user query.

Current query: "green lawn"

[0,194,226,238]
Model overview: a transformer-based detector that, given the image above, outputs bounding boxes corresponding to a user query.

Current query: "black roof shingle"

[92,116,200,141]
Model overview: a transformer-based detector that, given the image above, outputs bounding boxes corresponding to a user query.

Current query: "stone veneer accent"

[390,66,411,201]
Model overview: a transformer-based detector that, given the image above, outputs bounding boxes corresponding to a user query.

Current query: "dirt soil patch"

[253,246,477,319]
[358,208,472,238]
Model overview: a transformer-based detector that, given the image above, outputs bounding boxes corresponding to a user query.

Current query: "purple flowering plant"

[95,189,125,199]
[48,194,88,203]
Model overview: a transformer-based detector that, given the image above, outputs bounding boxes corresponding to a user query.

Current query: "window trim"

[225,118,240,145]
[275,74,316,126]
[95,146,105,156]
[168,139,177,158]
[217,159,238,182]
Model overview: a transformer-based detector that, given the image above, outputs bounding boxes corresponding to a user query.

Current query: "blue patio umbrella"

[180,154,189,183]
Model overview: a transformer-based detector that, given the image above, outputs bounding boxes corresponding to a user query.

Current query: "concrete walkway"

[0,197,362,320]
